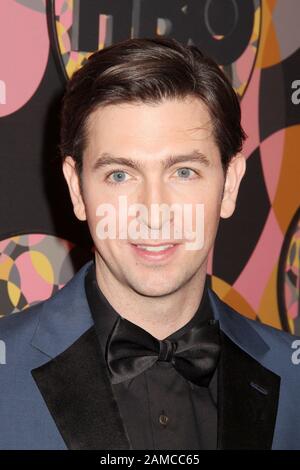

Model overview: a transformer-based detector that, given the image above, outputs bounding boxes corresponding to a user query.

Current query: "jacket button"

[159,414,169,426]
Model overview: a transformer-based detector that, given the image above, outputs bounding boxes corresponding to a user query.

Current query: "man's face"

[63,97,245,297]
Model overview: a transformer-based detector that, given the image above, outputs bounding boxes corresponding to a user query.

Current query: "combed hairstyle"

[60,37,246,174]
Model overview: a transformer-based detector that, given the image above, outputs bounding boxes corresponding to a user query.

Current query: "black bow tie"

[106,316,220,387]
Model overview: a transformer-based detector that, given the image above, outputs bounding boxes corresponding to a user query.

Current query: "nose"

[137,178,173,232]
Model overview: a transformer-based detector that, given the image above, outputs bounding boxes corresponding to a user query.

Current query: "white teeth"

[136,244,174,252]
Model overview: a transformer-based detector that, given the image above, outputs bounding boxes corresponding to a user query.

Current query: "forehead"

[85,97,218,159]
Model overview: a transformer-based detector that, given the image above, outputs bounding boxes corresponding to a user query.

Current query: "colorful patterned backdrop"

[0,1,299,334]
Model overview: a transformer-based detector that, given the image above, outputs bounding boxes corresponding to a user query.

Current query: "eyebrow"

[91,150,211,171]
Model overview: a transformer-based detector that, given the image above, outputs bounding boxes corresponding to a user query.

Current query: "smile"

[130,243,180,261]
[136,244,174,252]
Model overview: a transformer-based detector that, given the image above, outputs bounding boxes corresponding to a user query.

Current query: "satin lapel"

[217,331,280,449]
[31,326,131,450]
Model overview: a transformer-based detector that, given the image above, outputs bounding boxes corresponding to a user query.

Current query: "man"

[0,38,299,450]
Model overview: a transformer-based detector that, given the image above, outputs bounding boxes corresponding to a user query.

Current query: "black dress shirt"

[84,260,219,450]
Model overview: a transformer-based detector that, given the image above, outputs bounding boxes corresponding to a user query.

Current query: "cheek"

[81,187,107,242]
[83,197,99,228]
[81,179,110,218]
[197,190,223,243]
[204,197,222,228]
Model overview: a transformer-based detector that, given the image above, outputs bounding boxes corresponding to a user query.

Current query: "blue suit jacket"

[0,260,300,450]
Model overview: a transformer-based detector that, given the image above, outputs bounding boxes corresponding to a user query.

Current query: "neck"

[94,254,208,340]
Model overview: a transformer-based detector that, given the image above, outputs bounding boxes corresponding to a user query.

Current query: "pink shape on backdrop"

[288,302,298,320]
[236,44,255,86]
[240,68,260,159]
[260,129,285,203]
[234,210,283,312]
[55,0,65,12]
[0,0,49,117]
[28,234,46,246]
[70,51,79,62]
[0,239,11,252]
[14,252,53,303]
[62,31,71,52]
[61,6,73,32]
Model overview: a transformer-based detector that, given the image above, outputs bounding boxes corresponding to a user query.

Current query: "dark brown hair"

[60,37,246,173]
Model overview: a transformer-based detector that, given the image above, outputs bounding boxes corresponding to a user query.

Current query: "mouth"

[129,242,181,261]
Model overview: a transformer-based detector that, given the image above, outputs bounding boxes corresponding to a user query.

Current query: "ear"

[62,156,86,221]
[220,153,246,219]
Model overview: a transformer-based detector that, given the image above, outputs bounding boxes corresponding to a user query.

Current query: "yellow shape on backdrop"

[256,0,281,69]
[7,281,21,308]
[0,255,14,280]
[273,125,300,234]
[211,275,257,320]
[29,251,54,285]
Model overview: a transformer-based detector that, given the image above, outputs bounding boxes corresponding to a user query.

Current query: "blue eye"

[176,168,196,179]
[108,171,128,183]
